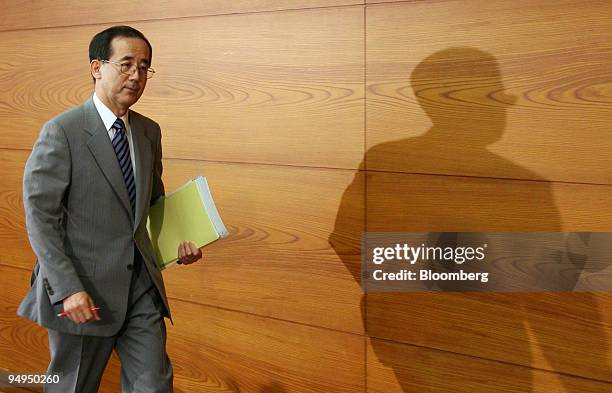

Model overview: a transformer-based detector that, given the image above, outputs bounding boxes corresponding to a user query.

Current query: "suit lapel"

[131,115,152,233]
[84,98,133,222]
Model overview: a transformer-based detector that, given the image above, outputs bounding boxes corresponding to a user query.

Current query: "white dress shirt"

[92,93,137,181]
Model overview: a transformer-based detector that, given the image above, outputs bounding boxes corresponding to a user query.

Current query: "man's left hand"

[177,241,203,265]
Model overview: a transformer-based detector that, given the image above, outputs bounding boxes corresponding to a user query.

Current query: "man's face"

[95,36,150,113]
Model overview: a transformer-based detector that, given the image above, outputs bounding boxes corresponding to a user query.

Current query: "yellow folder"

[147,176,228,269]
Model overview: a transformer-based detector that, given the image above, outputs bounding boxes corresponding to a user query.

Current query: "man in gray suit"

[17,26,201,392]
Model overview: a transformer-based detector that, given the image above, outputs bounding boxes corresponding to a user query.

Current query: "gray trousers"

[45,252,173,393]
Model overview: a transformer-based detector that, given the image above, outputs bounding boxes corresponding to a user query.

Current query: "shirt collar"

[92,93,129,131]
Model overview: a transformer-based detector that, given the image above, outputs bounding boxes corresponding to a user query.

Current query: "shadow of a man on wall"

[330,47,609,391]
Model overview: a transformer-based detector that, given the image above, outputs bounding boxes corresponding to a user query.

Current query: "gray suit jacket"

[18,96,171,336]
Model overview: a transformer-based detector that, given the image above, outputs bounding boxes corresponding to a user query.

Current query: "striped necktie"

[111,118,136,217]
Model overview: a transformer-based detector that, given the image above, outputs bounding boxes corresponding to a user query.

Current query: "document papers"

[147,176,228,269]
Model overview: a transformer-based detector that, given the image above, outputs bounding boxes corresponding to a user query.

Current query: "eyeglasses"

[99,59,156,79]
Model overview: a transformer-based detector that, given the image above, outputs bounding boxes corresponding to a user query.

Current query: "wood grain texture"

[367,338,612,393]
[0,265,52,391]
[366,0,612,184]
[0,264,364,393]
[0,28,97,148]
[366,172,612,232]
[326,168,612,381]
[356,171,612,381]
[2,0,612,391]
[164,299,364,393]
[6,151,612,333]
[367,292,612,383]
[1,152,365,334]
[0,1,363,32]
[160,159,364,334]
[0,150,35,269]
[0,7,365,169]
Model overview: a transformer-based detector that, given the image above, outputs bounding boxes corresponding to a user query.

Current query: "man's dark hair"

[89,25,153,83]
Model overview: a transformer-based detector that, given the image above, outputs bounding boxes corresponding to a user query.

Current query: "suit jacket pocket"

[30,260,40,286]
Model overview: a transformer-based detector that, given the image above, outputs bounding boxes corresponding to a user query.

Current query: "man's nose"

[128,68,141,81]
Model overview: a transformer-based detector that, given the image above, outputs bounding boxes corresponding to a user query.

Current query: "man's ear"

[90,59,102,80]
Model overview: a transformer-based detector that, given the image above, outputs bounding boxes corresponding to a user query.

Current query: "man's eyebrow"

[118,55,150,66]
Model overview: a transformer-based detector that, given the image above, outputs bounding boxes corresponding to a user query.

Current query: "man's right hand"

[61,291,101,324]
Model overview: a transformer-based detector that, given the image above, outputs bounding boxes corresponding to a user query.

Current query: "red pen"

[57,307,101,317]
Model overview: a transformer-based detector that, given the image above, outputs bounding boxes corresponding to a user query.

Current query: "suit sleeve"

[23,120,84,304]
[150,123,165,204]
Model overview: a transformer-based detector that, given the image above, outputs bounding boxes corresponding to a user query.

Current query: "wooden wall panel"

[363,1,612,386]
[0,1,363,32]
[0,265,48,375]
[5,154,612,333]
[0,7,365,169]
[0,149,34,269]
[367,292,612,383]
[360,171,612,381]
[1,153,364,334]
[366,172,612,232]
[367,338,612,393]
[366,0,612,184]
[0,264,364,393]
[139,8,364,169]
[3,0,612,391]
[0,28,97,149]
[165,299,364,393]
[161,160,364,334]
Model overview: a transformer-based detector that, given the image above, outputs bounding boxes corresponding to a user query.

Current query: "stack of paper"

[147,176,228,269]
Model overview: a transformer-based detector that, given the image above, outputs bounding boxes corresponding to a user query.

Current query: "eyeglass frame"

[96,59,156,79]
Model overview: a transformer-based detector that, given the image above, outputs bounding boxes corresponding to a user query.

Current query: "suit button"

[127,264,133,271]
[48,289,54,295]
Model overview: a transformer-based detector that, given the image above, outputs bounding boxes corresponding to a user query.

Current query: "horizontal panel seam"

[2,147,611,187]
[0,2,366,34]
[0,261,365,338]
[168,295,366,337]
[2,260,610,385]
[369,335,612,385]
